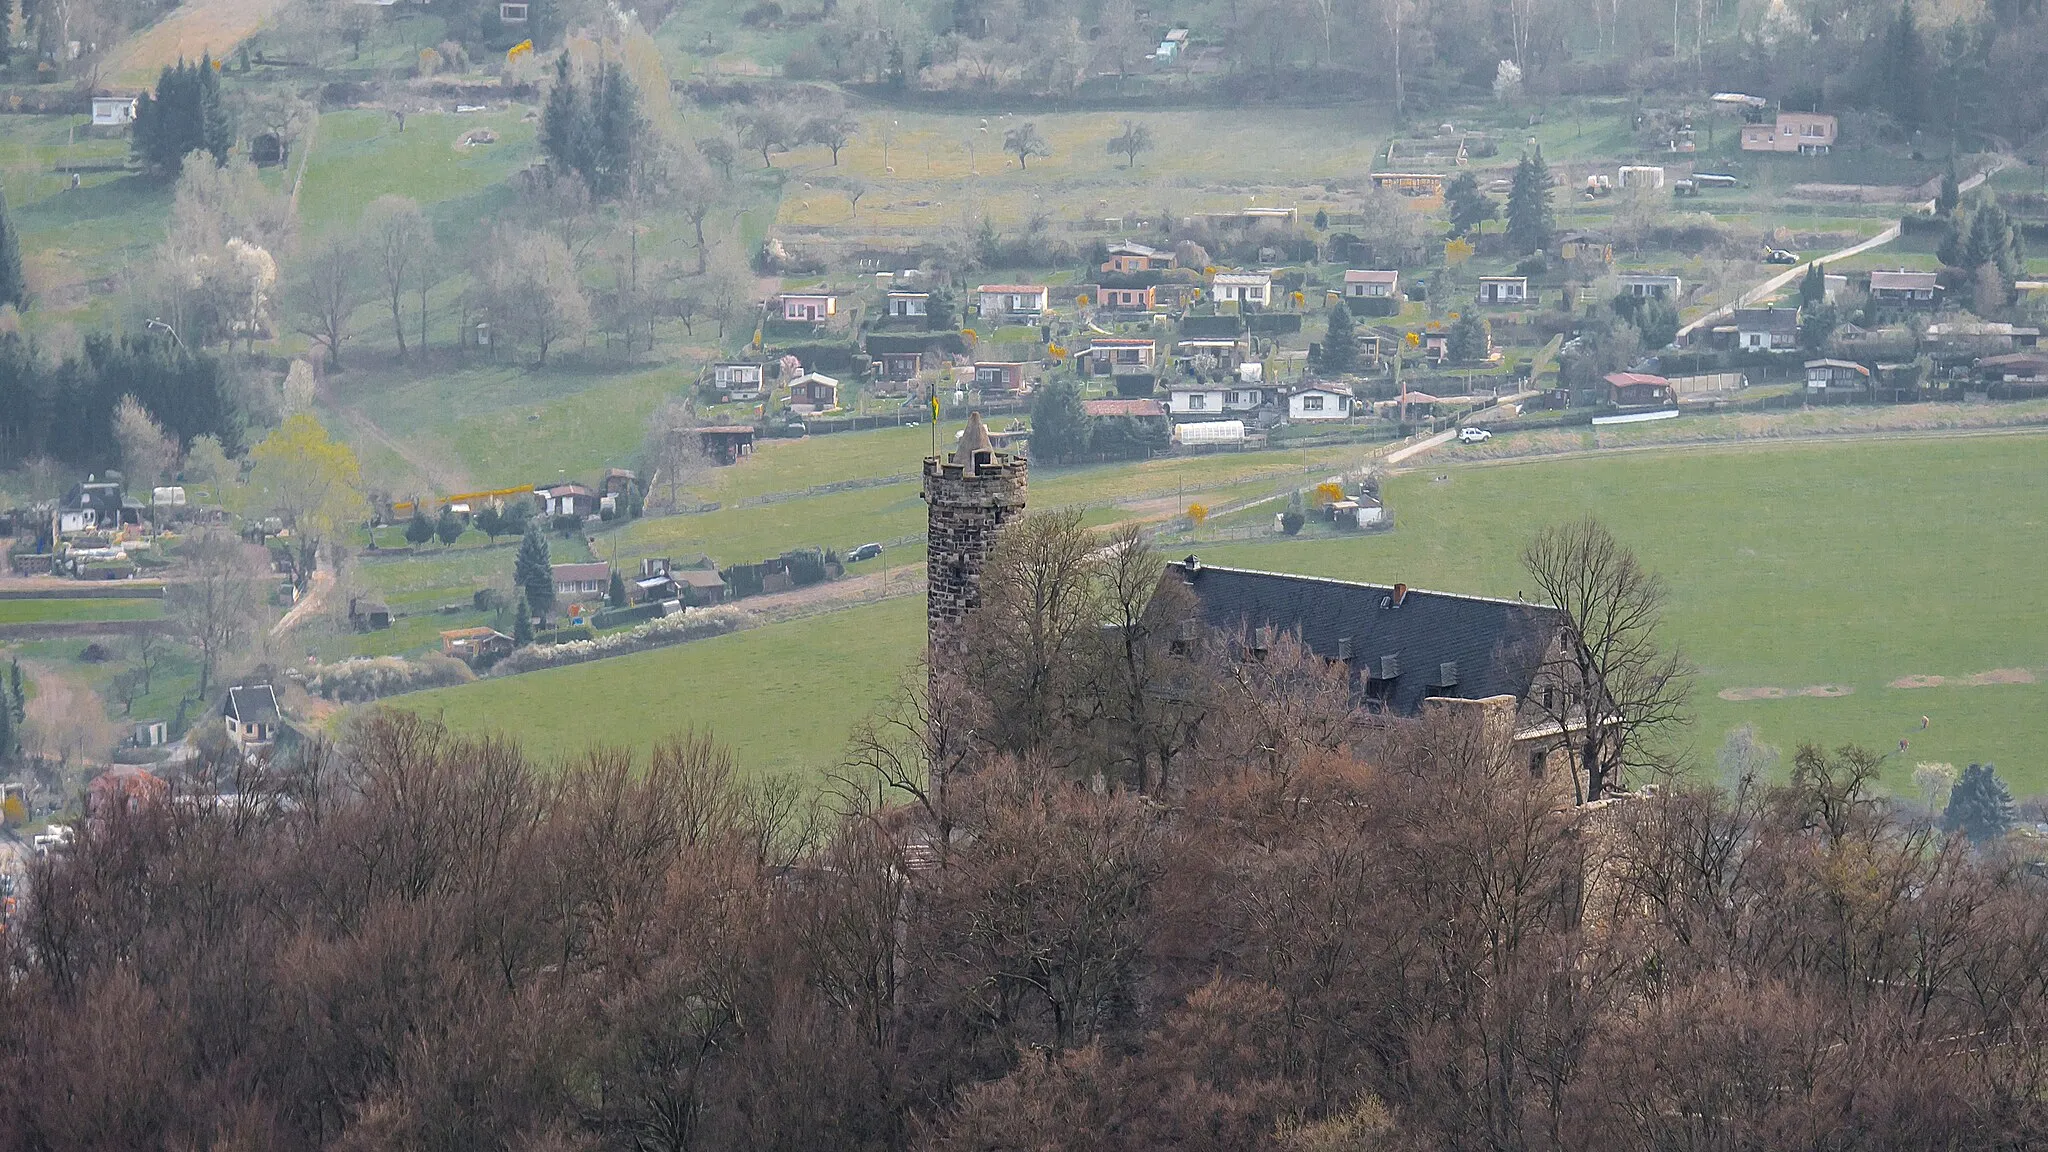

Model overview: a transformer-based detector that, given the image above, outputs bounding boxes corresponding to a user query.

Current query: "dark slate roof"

[226,685,281,724]
[1732,307,1798,335]
[1163,561,1565,717]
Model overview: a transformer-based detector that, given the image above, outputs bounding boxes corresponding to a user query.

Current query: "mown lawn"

[1197,432,2048,796]
[395,593,925,779]
[0,598,163,624]
[409,431,2048,796]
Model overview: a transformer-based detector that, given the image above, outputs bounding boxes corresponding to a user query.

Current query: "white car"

[1457,427,1493,444]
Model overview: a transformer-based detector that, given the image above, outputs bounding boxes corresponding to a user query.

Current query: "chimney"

[1379,654,1400,679]
[1438,661,1459,686]
[1335,636,1352,661]
[1391,582,1408,606]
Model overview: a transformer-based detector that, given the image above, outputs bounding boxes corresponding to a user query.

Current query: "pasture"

[401,430,2048,796]
[0,598,163,624]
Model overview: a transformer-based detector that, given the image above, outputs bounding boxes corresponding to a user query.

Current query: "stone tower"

[923,412,1027,656]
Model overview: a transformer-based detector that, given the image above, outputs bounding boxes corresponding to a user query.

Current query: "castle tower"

[923,412,1027,657]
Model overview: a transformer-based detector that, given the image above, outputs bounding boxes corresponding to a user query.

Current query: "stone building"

[922,413,1028,657]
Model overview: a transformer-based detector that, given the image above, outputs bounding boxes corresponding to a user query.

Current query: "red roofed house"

[88,765,167,819]
[1604,372,1676,407]
[976,284,1048,317]
[1082,398,1167,419]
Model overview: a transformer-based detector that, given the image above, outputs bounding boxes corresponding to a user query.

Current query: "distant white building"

[90,95,136,127]
[1212,272,1273,308]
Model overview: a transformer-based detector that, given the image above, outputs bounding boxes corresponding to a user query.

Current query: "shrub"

[305,655,474,703]
[1281,510,1305,536]
[494,606,751,675]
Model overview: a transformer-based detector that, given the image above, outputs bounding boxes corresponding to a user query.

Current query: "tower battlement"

[923,413,1028,652]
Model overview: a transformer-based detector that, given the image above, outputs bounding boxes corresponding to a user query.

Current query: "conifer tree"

[608,570,628,608]
[1944,762,2017,845]
[1506,150,1554,256]
[0,187,23,312]
[514,521,556,619]
[1800,262,1826,310]
[514,593,534,646]
[1320,301,1356,373]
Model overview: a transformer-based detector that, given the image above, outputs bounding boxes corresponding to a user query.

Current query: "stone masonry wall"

[923,455,1027,656]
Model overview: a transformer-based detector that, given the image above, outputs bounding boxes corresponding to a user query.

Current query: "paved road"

[1674,164,2002,343]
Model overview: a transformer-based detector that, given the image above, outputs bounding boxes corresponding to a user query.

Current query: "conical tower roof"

[952,411,994,473]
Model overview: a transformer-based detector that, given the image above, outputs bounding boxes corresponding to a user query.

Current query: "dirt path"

[745,562,925,622]
[15,659,118,767]
[337,406,474,495]
[105,0,289,88]
[271,568,335,639]
[1390,422,2048,476]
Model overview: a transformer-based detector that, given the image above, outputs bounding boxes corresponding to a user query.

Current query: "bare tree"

[287,236,369,369]
[1523,517,1692,802]
[641,398,706,511]
[361,195,434,359]
[167,528,262,698]
[1104,120,1153,169]
[1002,123,1050,170]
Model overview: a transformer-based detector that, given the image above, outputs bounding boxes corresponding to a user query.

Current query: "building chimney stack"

[1392,582,1408,606]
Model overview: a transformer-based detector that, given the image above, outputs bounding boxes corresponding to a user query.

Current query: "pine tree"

[132,57,234,175]
[435,506,463,545]
[608,570,629,608]
[590,61,644,201]
[0,690,13,763]
[1446,171,1498,238]
[1937,161,1961,217]
[10,658,23,723]
[198,55,232,164]
[1944,762,2016,844]
[0,0,11,66]
[1320,302,1356,373]
[1880,3,1927,131]
[514,521,556,618]
[1029,376,1092,465]
[405,506,436,546]
[1506,150,1554,256]
[540,53,590,183]
[513,593,535,646]
[0,186,24,311]
[1800,262,1826,310]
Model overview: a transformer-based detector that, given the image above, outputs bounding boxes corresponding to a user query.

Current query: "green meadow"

[397,431,2048,795]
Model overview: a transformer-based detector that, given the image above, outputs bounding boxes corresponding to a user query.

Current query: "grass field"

[397,593,924,777]
[0,598,163,624]
[400,432,2048,795]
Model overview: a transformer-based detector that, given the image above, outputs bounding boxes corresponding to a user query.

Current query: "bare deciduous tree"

[167,528,262,697]
[1523,517,1692,802]
[362,195,435,359]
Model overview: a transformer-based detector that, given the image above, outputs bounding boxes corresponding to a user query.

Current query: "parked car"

[850,542,884,562]
[1457,427,1493,444]
[1764,248,1799,265]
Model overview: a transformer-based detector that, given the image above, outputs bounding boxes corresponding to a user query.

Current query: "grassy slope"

[406,433,2048,795]
[397,593,924,778]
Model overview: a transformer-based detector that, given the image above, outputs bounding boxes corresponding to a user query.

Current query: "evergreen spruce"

[405,506,435,546]
[540,53,590,184]
[1937,161,1961,217]
[1320,301,1356,373]
[0,187,22,312]
[1506,150,1555,256]
[514,522,556,619]
[513,593,535,646]
[10,657,23,722]
[435,506,464,546]
[132,57,234,175]
[1800,262,1826,310]
[0,689,12,762]
[1944,762,2017,845]
[1028,376,1092,465]
[608,571,629,608]
[590,61,644,200]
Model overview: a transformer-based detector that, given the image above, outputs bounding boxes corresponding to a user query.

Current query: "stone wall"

[922,453,1027,656]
